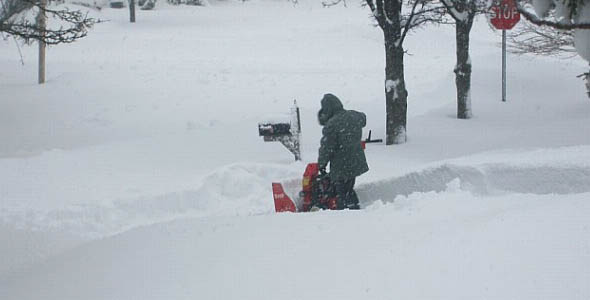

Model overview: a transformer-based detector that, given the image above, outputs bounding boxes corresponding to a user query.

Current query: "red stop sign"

[489,0,520,30]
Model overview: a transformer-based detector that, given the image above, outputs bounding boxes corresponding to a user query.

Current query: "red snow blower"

[272,163,338,213]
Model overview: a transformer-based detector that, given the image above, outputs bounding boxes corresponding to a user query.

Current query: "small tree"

[364,0,446,144]
[0,0,98,45]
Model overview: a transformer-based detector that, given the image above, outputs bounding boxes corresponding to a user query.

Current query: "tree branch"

[0,0,100,44]
[400,0,421,44]
[507,18,576,57]
[383,0,397,26]
[371,0,386,28]
[365,0,376,12]
[516,0,590,30]
[322,0,347,7]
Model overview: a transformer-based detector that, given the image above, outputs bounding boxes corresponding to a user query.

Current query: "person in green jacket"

[317,93,369,210]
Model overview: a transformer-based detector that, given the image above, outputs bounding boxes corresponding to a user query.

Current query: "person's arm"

[318,125,336,173]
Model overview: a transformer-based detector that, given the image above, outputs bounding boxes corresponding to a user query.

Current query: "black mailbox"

[258,123,291,137]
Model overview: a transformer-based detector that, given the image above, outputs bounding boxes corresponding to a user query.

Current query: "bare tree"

[440,0,487,119]
[364,0,446,144]
[0,0,98,45]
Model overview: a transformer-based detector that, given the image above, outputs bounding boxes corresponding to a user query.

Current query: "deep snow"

[2,190,590,300]
[1,0,590,299]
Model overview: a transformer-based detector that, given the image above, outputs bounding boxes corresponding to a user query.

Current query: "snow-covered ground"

[1,0,589,299]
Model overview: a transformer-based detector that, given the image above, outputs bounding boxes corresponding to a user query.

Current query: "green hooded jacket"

[318,94,369,181]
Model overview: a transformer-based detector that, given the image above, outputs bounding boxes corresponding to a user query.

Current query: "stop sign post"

[489,0,520,102]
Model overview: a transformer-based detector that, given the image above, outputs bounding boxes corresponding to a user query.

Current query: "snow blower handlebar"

[364,130,382,144]
[361,130,382,150]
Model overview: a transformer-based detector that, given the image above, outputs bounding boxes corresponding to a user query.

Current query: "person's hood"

[318,93,344,126]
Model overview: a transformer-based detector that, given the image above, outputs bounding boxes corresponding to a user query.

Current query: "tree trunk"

[129,0,136,23]
[455,20,473,119]
[384,28,408,145]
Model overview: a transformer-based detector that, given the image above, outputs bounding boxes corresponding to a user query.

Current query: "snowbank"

[359,146,590,204]
[2,183,589,300]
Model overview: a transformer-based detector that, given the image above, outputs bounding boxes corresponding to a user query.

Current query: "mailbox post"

[258,101,302,161]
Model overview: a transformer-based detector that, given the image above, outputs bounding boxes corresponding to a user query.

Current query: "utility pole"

[38,0,47,84]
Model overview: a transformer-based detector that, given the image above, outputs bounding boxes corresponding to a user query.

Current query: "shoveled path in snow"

[3,146,590,240]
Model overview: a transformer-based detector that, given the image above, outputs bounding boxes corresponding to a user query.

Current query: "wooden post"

[38,0,47,84]
[130,0,136,23]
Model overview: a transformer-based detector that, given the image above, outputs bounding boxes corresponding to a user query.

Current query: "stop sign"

[489,0,520,30]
